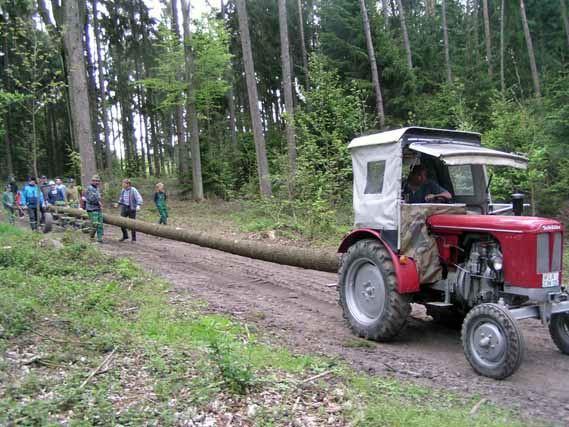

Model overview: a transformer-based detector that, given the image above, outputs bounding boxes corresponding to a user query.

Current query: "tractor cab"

[338,127,569,380]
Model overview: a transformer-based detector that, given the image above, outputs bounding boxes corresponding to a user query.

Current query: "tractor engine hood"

[409,141,528,169]
[427,214,562,234]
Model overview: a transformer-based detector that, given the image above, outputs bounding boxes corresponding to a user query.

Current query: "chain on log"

[49,206,339,273]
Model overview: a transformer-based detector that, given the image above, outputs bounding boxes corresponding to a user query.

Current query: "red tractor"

[338,127,569,379]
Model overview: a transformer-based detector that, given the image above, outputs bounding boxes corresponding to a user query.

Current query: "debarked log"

[49,206,339,273]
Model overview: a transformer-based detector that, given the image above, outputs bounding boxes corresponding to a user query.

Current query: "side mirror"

[511,193,524,216]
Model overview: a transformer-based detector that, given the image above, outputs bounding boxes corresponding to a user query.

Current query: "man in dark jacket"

[84,175,104,243]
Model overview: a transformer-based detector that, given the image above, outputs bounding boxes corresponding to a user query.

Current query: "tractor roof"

[348,127,481,149]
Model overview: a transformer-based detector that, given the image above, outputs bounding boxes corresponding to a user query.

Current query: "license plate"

[542,272,560,288]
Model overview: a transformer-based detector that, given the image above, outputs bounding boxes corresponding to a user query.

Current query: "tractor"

[337,127,569,379]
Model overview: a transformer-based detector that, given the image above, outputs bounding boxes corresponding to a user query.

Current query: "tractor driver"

[403,165,452,203]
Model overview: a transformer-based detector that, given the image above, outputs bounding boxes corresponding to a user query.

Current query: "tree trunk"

[519,0,541,97]
[63,0,97,185]
[228,87,238,148]
[500,0,506,93]
[482,0,493,79]
[359,0,385,128]
[441,0,453,84]
[93,0,113,173]
[297,0,310,86]
[396,0,413,71]
[171,0,190,181]
[51,206,339,272]
[235,0,272,197]
[278,0,297,184]
[383,0,390,28]
[425,0,435,16]
[84,3,101,171]
[2,28,13,175]
[181,0,204,201]
[561,0,569,49]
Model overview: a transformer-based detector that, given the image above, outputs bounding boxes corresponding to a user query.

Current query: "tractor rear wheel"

[338,239,410,342]
[462,303,524,379]
[549,313,569,355]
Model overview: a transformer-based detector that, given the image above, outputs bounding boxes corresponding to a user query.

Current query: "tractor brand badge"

[541,224,561,231]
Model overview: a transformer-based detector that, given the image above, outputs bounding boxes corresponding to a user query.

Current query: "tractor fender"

[338,229,420,294]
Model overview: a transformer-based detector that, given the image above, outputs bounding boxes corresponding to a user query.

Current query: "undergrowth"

[0,224,537,426]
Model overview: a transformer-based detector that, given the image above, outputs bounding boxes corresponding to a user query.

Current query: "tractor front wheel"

[549,313,569,355]
[338,239,410,342]
[462,303,524,379]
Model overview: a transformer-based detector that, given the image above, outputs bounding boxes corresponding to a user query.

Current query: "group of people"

[65,175,169,244]
[3,174,170,242]
[2,175,78,230]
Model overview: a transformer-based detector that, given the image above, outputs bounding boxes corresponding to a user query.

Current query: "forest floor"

[2,198,567,425]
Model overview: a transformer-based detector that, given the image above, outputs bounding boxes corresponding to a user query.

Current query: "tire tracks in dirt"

[101,230,569,423]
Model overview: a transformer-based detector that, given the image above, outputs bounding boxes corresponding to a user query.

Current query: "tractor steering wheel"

[427,195,451,204]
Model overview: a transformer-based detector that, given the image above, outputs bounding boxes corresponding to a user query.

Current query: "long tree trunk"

[482,0,493,79]
[395,0,412,71]
[235,0,272,197]
[519,0,541,97]
[92,0,112,173]
[442,0,452,84]
[52,206,339,272]
[2,27,13,175]
[181,0,204,201]
[171,0,190,181]
[297,0,310,86]
[63,0,97,185]
[500,0,506,93]
[561,0,569,49]
[359,0,385,128]
[425,0,435,16]
[278,0,297,183]
[383,0,389,28]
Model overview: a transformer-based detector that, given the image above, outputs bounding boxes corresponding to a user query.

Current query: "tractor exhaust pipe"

[511,193,524,216]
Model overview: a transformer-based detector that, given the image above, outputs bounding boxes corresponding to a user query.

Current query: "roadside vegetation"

[0,223,536,426]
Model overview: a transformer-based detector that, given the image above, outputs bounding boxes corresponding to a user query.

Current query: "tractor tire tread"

[461,303,524,380]
[338,239,410,342]
[549,313,569,355]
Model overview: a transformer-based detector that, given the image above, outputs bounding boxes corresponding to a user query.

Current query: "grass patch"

[0,224,539,425]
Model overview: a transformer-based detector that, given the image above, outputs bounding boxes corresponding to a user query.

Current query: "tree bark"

[92,0,113,173]
[171,0,190,181]
[278,0,297,183]
[519,0,541,97]
[235,0,272,197]
[297,0,310,86]
[482,0,493,79]
[396,0,412,71]
[63,0,97,185]
[500,0,506,93]
[382,0,390,28]
[561,0,569,49]
[359,0,385,128]
[441,0,452,84]
[2,27,13,175]
[425,0,435,17]
[181,0,204,201]
[51,206,339,272]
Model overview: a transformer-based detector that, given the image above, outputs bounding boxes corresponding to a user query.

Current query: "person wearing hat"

[20,176,45,230]
[2,184,15,225]
[117,178,143,242]
[8,175,18,195]
[47,180,65,205]
[84,174,104,243]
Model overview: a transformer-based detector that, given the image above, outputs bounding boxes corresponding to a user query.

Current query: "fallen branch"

[300,370,334,385]
[469,398,488,416]
[50,206,339,273]
[79,348,116,389]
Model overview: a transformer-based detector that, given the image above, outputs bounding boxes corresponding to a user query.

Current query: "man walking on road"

[118,178,143,242]
[84,175,104,243]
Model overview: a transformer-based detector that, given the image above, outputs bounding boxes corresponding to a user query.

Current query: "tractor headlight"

[490,254,503,271]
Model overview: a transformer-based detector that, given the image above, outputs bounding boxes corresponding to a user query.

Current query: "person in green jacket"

[154,182,168,225]
[2,184,16,225]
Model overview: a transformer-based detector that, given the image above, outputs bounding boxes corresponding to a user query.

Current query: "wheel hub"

[345,259,385,326]
[361,281,376,301]
[472,322,506,365]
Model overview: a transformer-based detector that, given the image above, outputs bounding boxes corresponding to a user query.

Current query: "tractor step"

[426,302,454,308]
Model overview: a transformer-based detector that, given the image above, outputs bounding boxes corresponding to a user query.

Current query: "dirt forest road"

[100,229,569,424]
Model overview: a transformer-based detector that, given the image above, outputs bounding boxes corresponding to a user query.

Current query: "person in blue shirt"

[404,165,452,204]
[20,176,45,230]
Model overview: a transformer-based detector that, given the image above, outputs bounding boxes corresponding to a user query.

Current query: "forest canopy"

[1,0,568,218]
